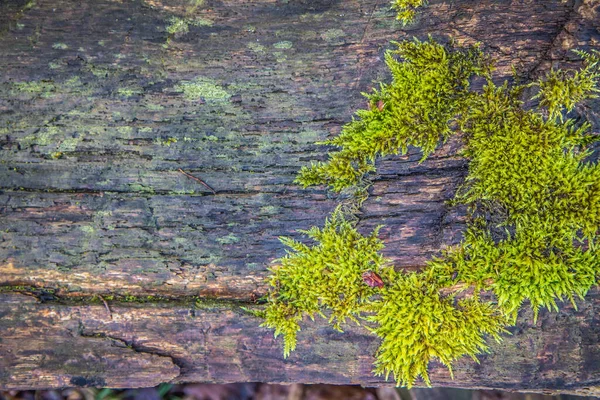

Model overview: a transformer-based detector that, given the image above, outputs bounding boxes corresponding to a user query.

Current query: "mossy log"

[1,0,599,393]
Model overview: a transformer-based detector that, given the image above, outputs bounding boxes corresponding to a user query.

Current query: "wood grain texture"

[2,291,600,395]
[0,0,599,391]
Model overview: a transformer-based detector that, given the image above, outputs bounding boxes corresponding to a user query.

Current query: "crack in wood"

[78,329,185,378]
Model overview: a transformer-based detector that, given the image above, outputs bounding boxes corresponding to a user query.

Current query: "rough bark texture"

[0,0,599,392]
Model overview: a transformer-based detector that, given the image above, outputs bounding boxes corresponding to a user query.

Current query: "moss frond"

[369,270,508,388]
[259,38,600,387]
[391,0,428,26]
[296,37,493,192]
[531,49,600,120]
[260,209,388,354]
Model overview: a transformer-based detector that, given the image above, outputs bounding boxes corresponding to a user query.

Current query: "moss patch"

[259,38,600,387]
[166,16,213,35]
[391,0,428,25]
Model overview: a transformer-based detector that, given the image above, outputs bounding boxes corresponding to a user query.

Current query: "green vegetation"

[166,16,213,35]
[369,269,508,387]
[52,42,69,50]
[391,0,427,25]
[174,77,230,101]
[256,211,385,356]
[258,38,600,387]
[296,38,492,192]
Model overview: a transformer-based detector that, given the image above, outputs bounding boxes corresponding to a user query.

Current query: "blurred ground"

[2,384,599,400]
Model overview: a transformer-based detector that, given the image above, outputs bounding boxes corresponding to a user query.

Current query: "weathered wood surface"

[2,291,600,395]
[0,0,599,392]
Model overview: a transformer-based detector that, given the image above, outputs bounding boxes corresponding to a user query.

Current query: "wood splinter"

[98,295,113,320]
[178,168,217,194]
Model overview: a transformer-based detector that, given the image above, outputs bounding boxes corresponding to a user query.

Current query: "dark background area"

[2,384,600,400]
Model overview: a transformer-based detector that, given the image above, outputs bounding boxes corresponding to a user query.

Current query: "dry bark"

[0,0,599,392]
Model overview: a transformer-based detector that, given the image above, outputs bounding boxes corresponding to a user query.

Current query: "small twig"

[178,168,216,194]
[98,295,113,320]
[353,0,381,90]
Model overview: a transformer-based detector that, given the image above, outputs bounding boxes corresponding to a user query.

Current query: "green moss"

[296,38,492,192]
[369,269,508,387]
[259,38,600,387]
[392,0,427,25]
[166,16,213,36]
[256,210,386,356]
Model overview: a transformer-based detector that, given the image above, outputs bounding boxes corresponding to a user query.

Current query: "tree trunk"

[1,0,599,393]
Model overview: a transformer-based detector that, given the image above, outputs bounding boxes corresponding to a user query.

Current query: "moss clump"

[259,37,600,387]
[255,210,386,357]
[433,50,600,320]
[391,0,427,26]
[166,16,213,36]
[296,38,492,192]
[369,269,508,387]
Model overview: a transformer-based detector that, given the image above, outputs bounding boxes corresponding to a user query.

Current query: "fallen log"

[1,0,599,393]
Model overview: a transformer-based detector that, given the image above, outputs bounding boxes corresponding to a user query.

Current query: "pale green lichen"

[320,29,345,42]
[116,126,134,136]
[216,234,240,245]
[117,87,143,97]
[154,137,178,146]
[80,225,95,234]
[273,41,293,49]
[128,183,155,194]
[174,77,230,102]
[52,42,69,50]
[12,80,57,98]
[247,42,265,53]
[167,17,190,35]
[259,38,600,387]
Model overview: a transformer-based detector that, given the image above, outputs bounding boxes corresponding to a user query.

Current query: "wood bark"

[0,0,599,392]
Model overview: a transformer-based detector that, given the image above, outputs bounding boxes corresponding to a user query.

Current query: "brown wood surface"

[1,0,599,392]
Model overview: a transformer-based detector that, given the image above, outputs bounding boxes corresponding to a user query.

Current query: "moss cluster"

[258,37,600,387]
[369,269,508,387]
[296,38,492,192]
[391,0,428,25]
[256,210,385,357]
